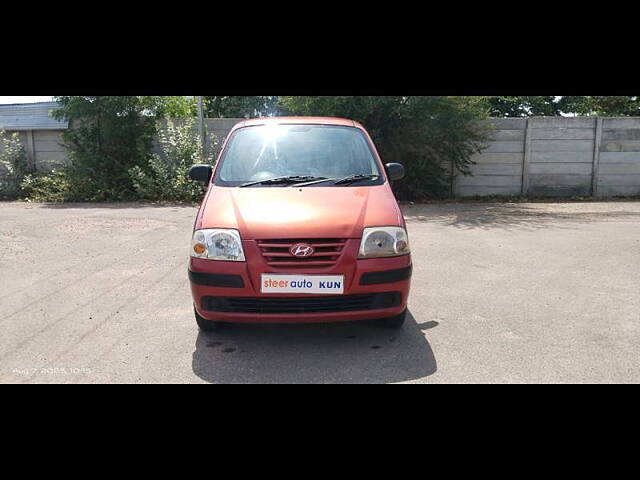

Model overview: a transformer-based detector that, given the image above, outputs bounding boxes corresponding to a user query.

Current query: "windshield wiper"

[293,177,334,187]
[294,174,380,188]
[239,176,324,188]
[333,174,379,185]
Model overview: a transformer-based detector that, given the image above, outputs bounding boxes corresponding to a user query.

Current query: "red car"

[188,117,411,331]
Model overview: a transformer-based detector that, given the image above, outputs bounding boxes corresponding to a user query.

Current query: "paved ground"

[1,200,639,383]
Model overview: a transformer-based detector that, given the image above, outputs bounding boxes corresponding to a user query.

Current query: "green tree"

[152,96,198,117]
[0,130,31,199]
[558,96,640,116]
[52,96,161,200]
[483,96,640,117]
[483,96,562,117]
[203,96,278,118]
[278,96,490,199]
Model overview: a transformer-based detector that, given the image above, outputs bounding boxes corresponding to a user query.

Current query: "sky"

[0,96,53,104]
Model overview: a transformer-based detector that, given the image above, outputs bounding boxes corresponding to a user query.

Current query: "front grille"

[202,292,401,314]
[257,238,347,268]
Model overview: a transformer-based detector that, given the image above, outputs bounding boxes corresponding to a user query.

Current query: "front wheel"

[194,308,223,332]
[375,309,407,329]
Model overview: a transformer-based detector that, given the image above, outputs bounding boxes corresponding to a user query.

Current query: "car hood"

[198,185,404,240]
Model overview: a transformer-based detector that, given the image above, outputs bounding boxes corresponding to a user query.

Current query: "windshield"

[214,124,383,186]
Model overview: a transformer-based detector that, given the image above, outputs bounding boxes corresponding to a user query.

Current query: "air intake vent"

[202,292,402,314]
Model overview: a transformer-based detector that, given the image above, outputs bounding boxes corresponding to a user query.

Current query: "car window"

[215,125,382,185]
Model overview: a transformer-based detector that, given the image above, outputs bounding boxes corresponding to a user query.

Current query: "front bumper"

[189,243,412,324]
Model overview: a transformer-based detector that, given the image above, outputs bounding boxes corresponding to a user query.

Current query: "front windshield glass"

[215,124,382,186]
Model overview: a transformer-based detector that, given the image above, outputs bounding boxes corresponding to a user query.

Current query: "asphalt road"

[1,201,639,383]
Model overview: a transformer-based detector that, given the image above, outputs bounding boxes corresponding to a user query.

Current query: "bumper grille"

[257,238,346,268]
[360,265,412,285]
[202,292,401,314]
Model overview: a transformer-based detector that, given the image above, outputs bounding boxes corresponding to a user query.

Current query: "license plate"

[261,274,345,295]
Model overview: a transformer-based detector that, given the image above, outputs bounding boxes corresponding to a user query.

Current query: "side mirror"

[385,163,405,181]
[189,164,213,183]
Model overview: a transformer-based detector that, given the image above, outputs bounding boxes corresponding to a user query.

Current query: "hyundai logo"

[290,243,315,257]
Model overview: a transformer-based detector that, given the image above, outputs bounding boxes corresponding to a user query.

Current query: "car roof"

[232,116,361,130]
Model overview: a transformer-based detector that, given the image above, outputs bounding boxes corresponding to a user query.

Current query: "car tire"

[194,308,223,332]
[375,309,407,329]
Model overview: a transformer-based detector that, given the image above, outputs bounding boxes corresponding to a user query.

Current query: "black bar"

[359,266,412,286]
[188,270,245,288]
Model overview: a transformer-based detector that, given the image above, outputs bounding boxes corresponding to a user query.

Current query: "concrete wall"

[598,118,640,196]
[0,129,67,172]
[454,118,525,197]
[457,117,640,197]
[32,130,68,171]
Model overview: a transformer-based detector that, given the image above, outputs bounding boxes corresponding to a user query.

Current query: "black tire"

[194,308,223,332]
[375,309,407,329]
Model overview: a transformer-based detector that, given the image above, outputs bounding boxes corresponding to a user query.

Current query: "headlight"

[191,229,245,261]
[358,227,410,258]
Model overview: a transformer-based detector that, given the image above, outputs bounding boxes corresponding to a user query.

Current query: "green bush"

[0,130,31,199]
[20,169,72,202]
[129,119,216,202]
